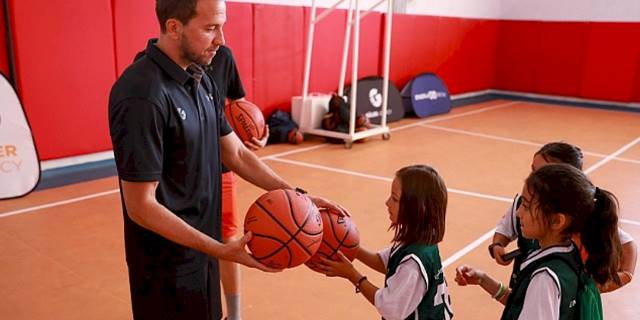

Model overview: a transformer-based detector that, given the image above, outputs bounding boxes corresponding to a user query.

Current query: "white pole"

[349,0,360,136]
[338,0,354,96]
[302,0,318,99]
[314,0,347,24]
[357,0,386,21]
[381,0,393,126]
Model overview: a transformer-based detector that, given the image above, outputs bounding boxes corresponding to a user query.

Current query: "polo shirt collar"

[145,38,191,86]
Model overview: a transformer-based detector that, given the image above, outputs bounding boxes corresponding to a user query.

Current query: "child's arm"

[356,247,386,273]
[598,239,636,293]
[455,265,510,305]
[491,233,512,266]
[318,253,379,305]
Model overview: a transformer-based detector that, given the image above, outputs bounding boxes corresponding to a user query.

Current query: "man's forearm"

[226,147,291,191]
[124,191,224,257]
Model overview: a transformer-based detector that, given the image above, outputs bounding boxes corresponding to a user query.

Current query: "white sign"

[0,74,40,199]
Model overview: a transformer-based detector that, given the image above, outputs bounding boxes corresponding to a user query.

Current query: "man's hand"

[308,195,351,217]
[219,232,281,272]
[244,125,270,151]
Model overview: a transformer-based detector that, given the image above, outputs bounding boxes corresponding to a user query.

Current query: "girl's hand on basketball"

[308,195,351,217]
[244,125,270,151]
[317,252,356,279]
[455,265,485,286]
[222,232,281,273]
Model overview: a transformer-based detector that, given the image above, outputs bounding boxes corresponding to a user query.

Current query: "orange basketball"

[244,189,323,269]
[225,100,266,142]
[305,208,360,273]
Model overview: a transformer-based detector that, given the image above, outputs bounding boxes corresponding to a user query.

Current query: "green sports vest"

[385,243,453,320]
[502,245,581,320]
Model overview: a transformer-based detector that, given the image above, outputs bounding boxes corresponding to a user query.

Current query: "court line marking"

[261,101,517,160]
[442,229,496,268]
[1,101,516,218]
[268,157,514,203]
[0,190,120,218]
[620,219,640,227]
[442,136,640,268]
[583,137,640,174]
[3,141,640,268]
[390,101,517,132]
[420,124,640,166]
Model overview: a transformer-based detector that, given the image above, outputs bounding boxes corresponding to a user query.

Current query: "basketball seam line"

[236,102,260,139]
[283,191,318,257]
[298,196,323,236]
[254,195,316,264]
[251,233,295,267]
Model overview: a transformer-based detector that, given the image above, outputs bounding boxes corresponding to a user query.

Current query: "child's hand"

[455,265,485,286]
[317,251,358,279]
[492,245,511,266]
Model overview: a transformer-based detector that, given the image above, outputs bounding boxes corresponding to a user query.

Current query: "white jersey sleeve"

[495,194,521,241]
[374,255,428,320]
[378,246,393,269]
[518,268,561,320]
[618,227,634,245]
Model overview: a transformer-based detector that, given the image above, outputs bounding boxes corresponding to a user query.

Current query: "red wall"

[496,20,640,102]
[8,0,116,160]
[389,15,498,94]
[0,3,9,78]
[4,2,639,161]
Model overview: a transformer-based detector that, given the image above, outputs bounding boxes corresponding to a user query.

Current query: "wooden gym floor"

[1,99,639,319]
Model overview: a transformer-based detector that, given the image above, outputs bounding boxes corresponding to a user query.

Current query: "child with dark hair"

[318,165,453,320]
[456,164,623,319]
[489,142,635,292]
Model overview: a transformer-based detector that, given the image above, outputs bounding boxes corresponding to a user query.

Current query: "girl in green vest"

[490,142,635,293]
[317,164,453,320]
[455,164,622,320]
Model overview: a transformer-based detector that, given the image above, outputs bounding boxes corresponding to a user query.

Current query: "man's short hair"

[156,0,199,32]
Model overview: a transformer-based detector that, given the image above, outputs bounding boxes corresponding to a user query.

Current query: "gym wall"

[2,0,638,162]
[0,2,9,78]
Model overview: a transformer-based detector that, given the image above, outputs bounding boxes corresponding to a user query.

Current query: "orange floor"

[1,99,639,319]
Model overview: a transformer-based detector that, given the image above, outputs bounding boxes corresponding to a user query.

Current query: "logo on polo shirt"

[177,107,187,120]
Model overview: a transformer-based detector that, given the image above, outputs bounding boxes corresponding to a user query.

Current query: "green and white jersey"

[378,243,453,320]
[496,194,633,289]
[501,243,581,320]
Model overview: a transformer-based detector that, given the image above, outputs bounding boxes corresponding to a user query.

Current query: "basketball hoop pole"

[348,0,360,136]
[381,0,393,126]
[337,0,354,97]
[294,0,393,148]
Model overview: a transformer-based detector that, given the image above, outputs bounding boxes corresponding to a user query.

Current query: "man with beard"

[108,1,348,319]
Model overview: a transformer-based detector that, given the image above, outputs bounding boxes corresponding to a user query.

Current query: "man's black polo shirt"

[109,39,232,274]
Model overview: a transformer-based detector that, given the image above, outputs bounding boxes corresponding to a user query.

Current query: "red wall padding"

[113,0,156,75]
[302,8,384,95]
[0,3,8,78]
[223,2,254,101]
[6,2,640,161]
[303,8,348,94]
[390,15,498,94]
[252,4,304,116]
[433,17,498,94]
[497,20,640,102]
[580,23,640,102]
[9,0,116,160]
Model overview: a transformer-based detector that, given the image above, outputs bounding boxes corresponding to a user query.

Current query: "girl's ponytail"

[581,187,622,285]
